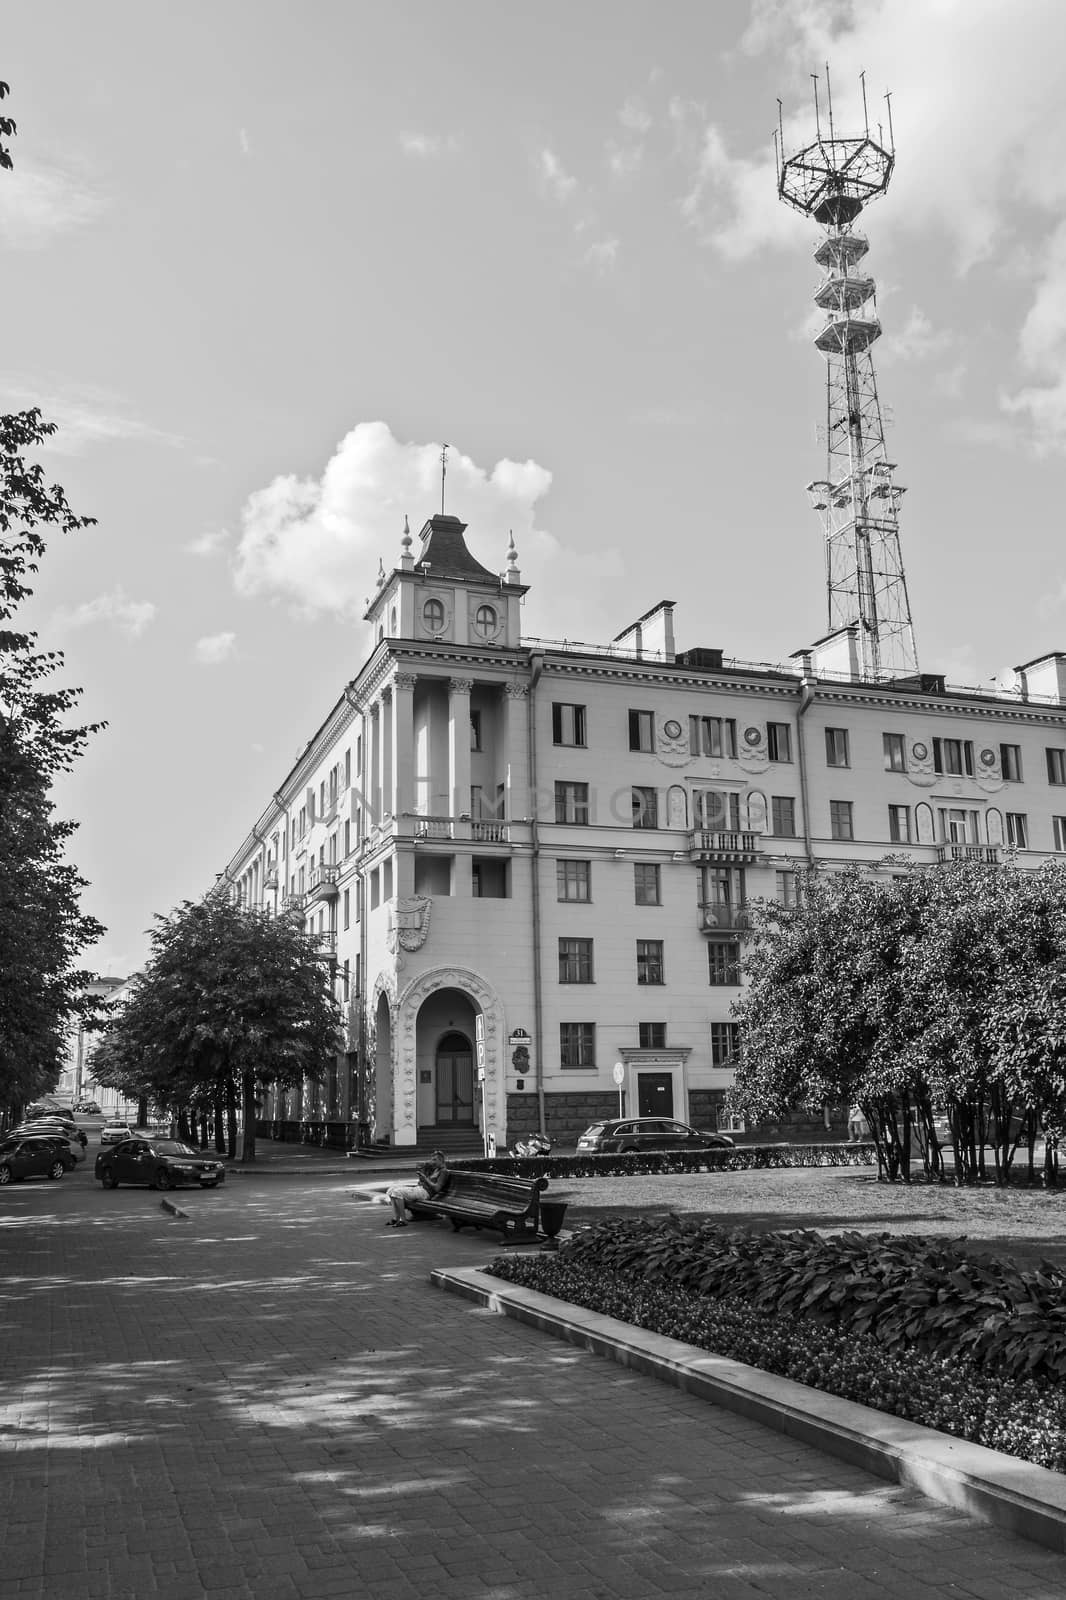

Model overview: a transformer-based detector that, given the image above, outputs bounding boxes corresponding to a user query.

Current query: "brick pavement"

[1,1168,1065,1600]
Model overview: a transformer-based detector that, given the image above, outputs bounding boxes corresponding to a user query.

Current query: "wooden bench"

[408,1169,549,1242]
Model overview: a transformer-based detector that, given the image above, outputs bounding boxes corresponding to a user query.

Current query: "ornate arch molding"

[395,966,506,1139]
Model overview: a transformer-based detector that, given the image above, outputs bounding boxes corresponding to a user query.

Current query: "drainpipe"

[527,654,546,1137]
[796,677,817,870]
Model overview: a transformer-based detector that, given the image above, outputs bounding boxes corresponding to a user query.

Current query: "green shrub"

[554,1216,1066,1385]
[462,1142,875,1182]
[487,1252,1066,1473]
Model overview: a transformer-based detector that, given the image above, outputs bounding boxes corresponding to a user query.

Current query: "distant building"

[218,513,1066,1148]
[61,976,127,1107]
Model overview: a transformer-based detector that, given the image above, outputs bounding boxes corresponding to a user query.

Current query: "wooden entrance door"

[435,1032,475,1124]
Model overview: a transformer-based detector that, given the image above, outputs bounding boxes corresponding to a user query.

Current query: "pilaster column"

[448,678,473,820]
[392,673,416,820]
[369,702,381,830]
[381,686,393,820]
[503,681,531,819]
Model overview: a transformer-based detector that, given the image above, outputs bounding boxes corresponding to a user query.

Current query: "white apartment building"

[220,512,1066,1149]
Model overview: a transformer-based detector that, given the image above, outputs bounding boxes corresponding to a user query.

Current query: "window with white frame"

[639,1022,666,1048]
[767,722,792,762]
[555,781,590,824]
[636,939,665,984]
[883,732,907,772]
[629,709,655,752]
[888,804,911,843]
[557,859,591,901]
[825,727,850,767]
[1054,817,1066,853]
[689,716,737,759]
[1006,812,1029,849]
[558,937,594,983]
[707,941,741,985]
[634,862,661,905]
[1047,748,1066,786]
[829,800,854,840]
[710,1022,740,1066]
[776,869,800,905]
[560,1023,595,1069]
[1000,744,1023,782]
[632,786,659,828]
[933,737,974,777]
[770,796,796,837]
[552,703,587,746]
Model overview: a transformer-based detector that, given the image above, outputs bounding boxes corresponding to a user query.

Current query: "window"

[344,747,351,787]
[1047,748,1066,786]
[1054,817,1066,853]
[710,1022,740,1067]
[632,786,659,828]
[1006,813,1029,849]
[830,800,854,841]
[555,781,590,824]
[628,709,655,752]
[557,859,591,901]
[1000,744,1023,782]
[423,598,445,632]
[939,807,979,844]
[883,732,907,772]
[636,939,665,984]
[708,942,741,985]
[470,710,482,751]
[639,1022,666,1048]
[825,727,850,767]
[888,805,912,843]
[767,722,792,762]
[552,703,587,746]
[694,790,740,831]
[560,1022,595,1069]
[558,937,594,983]
[776,869,800,906]
[689,716,737,759]
[343,888,350,930]
[474,603,497,638]
[770,796,796,837]
[933,738,974,777]
[634,862,661,905]
[343,820,351,857]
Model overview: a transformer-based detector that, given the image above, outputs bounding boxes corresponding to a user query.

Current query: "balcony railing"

[471,819,509,844]
[698,903,752,934]
[263,869,279,890]
[935,843,1000,865]
[312,929,337,958]
[414,817,454,840]
[308,864,340,900]
[281,892,305,913]
[689,829,760,863]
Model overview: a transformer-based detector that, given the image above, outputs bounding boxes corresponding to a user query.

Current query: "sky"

[5,0,1066,977]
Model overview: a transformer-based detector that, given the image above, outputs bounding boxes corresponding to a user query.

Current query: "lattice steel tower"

[776,72,918,681]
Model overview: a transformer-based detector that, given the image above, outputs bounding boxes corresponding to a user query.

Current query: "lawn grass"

[551,1162,1066,1270]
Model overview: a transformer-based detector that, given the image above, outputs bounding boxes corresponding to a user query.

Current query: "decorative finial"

[507,530,518,569]
[376,557,386,587]
[401,514,412,553]
[399,512,415,573]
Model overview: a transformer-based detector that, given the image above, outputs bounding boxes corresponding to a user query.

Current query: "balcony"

[311,929,337,960]
[414,817,454,841]
[308,864,340,901]
[471,819,510,844]
[281,892,305,913]
[698,903,752,935]
[935,843,1000,866]
[263,869,279,890]
[689,829,760,864]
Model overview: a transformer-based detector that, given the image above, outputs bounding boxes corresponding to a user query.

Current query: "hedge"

[460,1141,876,1182]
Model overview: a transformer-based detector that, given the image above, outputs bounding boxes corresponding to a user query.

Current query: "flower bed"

[463,1141,876,1182]
[487,1216,1066,1472]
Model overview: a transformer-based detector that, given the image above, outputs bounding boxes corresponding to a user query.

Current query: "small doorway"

[637,1072,674,1118]
[435,1032,475,1125]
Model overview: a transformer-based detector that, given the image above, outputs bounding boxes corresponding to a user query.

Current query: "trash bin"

[538,1198,568,1247]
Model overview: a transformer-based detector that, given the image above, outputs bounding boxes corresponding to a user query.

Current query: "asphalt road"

[3,1149,1066,1599]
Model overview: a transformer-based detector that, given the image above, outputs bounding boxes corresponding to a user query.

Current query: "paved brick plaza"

[1,1164,1064,1599]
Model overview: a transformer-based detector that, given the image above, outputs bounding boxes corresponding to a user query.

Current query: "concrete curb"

[431,1264,1066,1556]
[159,1198,188,1218]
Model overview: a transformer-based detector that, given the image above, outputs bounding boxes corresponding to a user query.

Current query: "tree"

[0,85,106,1115]
[730,859,1066,1187]
[98,897,344,1161]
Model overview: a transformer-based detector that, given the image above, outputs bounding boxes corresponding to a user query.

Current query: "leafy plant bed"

[464,1141,876,1182]
[487,1217,1066,1472]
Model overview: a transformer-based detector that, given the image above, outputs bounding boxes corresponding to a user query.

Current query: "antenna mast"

[777,69,917,681]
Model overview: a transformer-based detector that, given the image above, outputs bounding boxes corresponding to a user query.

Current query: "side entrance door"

[435,1032,475,1125]
[637,1072,674,1118]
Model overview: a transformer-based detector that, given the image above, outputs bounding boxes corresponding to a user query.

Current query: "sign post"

[612,1060,625,1119]
[476,1014,488,1157]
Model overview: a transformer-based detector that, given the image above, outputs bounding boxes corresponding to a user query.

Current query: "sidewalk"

[3,1173,1065,1598]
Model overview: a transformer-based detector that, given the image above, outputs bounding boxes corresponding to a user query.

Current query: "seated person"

[386,1150,449,1227]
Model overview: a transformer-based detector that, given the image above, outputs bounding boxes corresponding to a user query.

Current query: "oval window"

[423,599,445,632]
[474,603,497,637]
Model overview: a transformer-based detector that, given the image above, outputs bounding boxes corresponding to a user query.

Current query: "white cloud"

[537,148,577,204]
[583,237,619,273]
[193,632,237,665]
[879,307,952,365]
[1,382,181,456]
[185,529,230,558]
[52,588,156,638]
[234,422,554,618]
[0,160,104,248]
[400,132,459,159]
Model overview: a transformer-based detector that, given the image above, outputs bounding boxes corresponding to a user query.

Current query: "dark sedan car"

[95,1138,226,1190]
[0,1136,75,1184]
[576,1118,735,1155]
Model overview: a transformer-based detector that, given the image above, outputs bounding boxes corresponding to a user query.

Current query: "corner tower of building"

[365,514,528,649]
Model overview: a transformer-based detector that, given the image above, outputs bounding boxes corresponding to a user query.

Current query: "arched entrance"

[434,1031,475,1126]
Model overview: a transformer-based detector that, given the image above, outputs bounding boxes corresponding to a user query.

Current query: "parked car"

[576,1118,736,1155]
[9,1126,87,1163]
[0,1136,75,1184]
[95,1137,226,1190]
[21,1118,88,1148]
[74,1100,102,1115]
[99,1122,134,1145]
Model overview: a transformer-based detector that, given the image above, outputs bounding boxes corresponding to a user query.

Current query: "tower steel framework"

[776,72,918,681]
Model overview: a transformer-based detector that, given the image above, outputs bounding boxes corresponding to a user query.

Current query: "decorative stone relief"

[386,895,432,970]
[666,785,689,829]
[736,724,769,777]
[393,672,417,692]
[655,718,692,769]
[906,740,937,789]
[505,681,530,698]
[974,746,1004,795]
[448,677,474,696]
